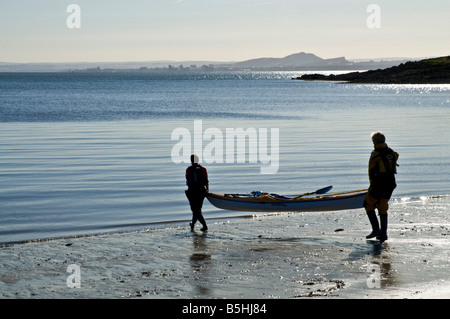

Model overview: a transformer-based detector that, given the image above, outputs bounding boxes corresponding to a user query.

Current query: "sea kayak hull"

[206,189,367,212]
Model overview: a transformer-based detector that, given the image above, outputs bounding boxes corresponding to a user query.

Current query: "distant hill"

[225,52,353,70]
[296,56,450,84]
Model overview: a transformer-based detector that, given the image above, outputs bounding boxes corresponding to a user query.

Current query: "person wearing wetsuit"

[185,154,209,231]
[364,132,399,243]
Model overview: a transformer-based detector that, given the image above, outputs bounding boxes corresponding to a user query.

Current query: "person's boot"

[378,213,388,243]
[366,210,380,239]
[198,214,208,232]
[200,225,208,232]
[190,216,197,231]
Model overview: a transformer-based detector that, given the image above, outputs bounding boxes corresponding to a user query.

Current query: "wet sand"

[1,196,450,299]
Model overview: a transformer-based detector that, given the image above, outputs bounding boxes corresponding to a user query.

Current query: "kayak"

[206,188,367,212]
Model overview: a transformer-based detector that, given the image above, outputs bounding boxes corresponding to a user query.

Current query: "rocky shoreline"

[295,56,450,84]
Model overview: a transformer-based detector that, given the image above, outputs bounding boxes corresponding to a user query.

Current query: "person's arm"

[368,152,377,184]
[203,167,209,192]
[186,167,190,183]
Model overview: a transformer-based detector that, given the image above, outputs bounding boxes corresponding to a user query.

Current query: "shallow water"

[0,72,449,243]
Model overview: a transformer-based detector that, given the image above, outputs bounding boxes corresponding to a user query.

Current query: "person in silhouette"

[364,132,399,243]
[185,154,209,231]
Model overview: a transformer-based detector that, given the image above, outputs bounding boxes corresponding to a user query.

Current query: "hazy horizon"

[0,53,431,65]
[1,0,448,63]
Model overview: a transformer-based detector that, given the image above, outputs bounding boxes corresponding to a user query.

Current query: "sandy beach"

[1,196,450,300]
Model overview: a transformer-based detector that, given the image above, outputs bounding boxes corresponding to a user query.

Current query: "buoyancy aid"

[371,147,398,176]
[368,144,399,197]
[186,165,207,188]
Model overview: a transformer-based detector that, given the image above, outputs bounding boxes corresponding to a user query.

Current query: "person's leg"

[377,199,389,243]
[366,210,380,239]
[186,190,198,230]
[364,193,380,239]
[197,213,207,231]
[187,190,207,231]
[195,193,207,231]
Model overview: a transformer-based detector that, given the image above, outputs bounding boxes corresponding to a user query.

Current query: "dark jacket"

[186,164,209,191]
[368,143,399,199]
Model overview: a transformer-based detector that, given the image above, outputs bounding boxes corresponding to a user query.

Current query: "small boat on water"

[206,186,367,213]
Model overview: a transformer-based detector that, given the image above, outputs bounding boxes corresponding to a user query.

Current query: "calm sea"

[1,72,449,243]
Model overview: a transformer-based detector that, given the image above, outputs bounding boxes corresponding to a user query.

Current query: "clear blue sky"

[1,0,449,62]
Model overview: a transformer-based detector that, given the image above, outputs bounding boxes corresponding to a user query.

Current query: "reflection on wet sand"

[2,196,449,298]
[189,233,213,296]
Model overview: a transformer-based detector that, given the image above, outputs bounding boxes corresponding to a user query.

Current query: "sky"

[0,0,449,63]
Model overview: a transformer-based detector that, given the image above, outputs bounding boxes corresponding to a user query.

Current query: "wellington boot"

[378,213,388,243]
[198,214,207,231]
[366,210,380,239]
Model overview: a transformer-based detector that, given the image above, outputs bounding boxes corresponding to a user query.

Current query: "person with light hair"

[185,154,209,231]
[364,132,399,243]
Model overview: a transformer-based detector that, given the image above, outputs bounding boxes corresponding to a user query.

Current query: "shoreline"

[1,197,450,299]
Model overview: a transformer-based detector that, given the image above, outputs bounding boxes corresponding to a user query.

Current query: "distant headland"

[0,52,422,73]
[295,56,450,84]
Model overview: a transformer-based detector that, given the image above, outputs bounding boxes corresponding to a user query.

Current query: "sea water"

[0,72,449,244]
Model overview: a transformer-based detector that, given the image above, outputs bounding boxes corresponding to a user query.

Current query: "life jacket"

[371,147,398,177]
[369,146,398,195]
[186,165,207,188]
